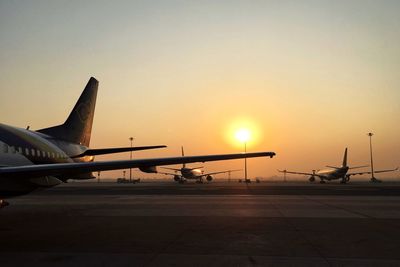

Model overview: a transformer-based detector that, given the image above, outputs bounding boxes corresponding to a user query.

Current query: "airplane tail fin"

[342,148,348,167]
[181,146,186,168]
[38,77,98,146]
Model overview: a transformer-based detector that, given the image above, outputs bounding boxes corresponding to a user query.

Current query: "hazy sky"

[1,0,399,179]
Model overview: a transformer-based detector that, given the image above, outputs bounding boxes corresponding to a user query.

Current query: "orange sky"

[1,1,399,180]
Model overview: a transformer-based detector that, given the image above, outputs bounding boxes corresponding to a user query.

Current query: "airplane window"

[18,147,23,154]
[51,152,55,158]
[31,149,35,156]
[47,152,50,158]
[25,148,29,156]
[10,146,15,153]
[37,150,41,157]
[42,151,46,157]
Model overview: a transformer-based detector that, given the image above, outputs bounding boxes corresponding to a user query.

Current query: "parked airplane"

[0,77,275,207]
[278,148,397,184]
[159,147,241,183]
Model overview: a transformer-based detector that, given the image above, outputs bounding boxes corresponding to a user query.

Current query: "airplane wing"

[0,151,275,179]
[201,169,242,177]
[157,171,177,176]
[347,167,398,176]
[70,145,167,158]
[160,167,181,172]
[277,169,324,178]
[278,169,314,176]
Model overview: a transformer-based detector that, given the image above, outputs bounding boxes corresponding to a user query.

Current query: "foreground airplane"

[278,148,397,184]
[159,147,241,183]
[0,77,275,207]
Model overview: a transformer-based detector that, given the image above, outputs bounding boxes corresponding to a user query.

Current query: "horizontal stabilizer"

[71,145,167,158]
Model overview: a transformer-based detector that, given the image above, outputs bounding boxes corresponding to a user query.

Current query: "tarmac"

[2,181,400,266]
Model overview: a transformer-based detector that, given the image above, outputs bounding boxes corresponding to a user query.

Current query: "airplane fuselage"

[316,166,349,181]
[0,123,93,197]
[180,167,203,179]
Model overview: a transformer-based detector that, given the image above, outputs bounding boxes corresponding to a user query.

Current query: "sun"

[235,128,251,143]
[222,117,262,149]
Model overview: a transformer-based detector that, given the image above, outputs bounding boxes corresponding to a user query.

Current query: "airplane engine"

[139,166,157,173]
[206,175,213,182]
[174,175,181,181]
[309,176,315,182]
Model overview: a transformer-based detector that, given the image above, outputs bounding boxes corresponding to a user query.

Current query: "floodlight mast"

[235,129,250,183]
[244,141,248,182]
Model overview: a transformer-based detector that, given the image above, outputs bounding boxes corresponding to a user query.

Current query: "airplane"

[0,77,276,207]
[278,148,397,184]
[158,147,241,183]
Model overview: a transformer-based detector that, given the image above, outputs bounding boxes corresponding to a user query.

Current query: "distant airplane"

[278,148,397,184]
[0,77,276,207]
[159,147,241,183]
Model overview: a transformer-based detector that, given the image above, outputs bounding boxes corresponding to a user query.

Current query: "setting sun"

[223,117,263,150]
[235,129,251,143]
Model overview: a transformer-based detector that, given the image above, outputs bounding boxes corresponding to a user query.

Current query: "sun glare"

[235,129,251,143]
[222,117,263,150]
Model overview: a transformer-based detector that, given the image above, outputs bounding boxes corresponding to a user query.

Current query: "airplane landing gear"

[319,180,326,184]
[341,175,350,184]
[0,200,10,208]
[196,178,204,184]
[370,177,382,183]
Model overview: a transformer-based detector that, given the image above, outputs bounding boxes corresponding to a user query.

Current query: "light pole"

[244,141,248,183]
[367,132,380,183]
[129,137,134,183]
[235,129,250,183]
